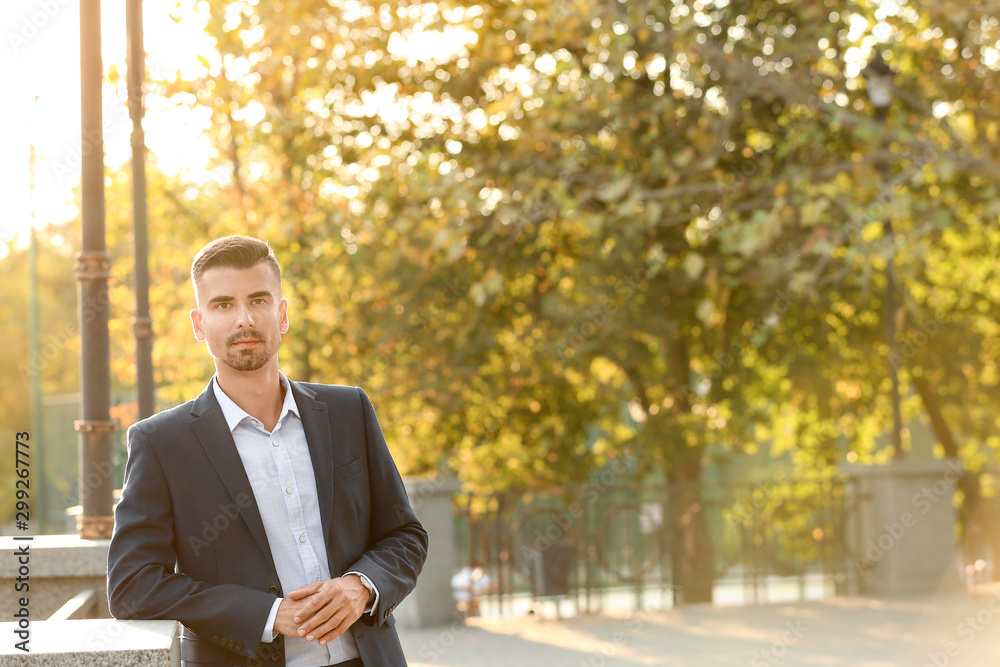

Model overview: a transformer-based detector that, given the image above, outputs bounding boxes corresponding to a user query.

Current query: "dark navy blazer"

[107,380,428,666]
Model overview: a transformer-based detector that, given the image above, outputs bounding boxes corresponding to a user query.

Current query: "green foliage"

[4,0,1000,528]
[122,0,1000,491]
[0,229,78,525]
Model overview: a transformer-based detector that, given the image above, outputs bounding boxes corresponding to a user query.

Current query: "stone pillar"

[394,476,461,628]
[840,459,965,596]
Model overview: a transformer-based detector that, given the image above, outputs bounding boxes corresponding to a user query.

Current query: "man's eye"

[253,298,266,305]
[216,303,230,309]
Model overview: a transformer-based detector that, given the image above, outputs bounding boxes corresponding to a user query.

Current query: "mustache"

[226,330,265,345]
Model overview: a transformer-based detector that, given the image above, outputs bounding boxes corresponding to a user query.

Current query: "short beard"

[223,329,271,372]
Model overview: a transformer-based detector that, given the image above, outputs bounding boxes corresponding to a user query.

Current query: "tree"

[0,226,79,527]
[92,0,1000,600]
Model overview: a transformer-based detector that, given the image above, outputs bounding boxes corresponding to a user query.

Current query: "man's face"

[189,263,288,373]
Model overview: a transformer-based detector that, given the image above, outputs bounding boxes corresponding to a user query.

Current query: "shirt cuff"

[261,597,282,643]
[345,571,379,616]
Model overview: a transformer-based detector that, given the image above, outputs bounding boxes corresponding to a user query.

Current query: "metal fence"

[454,477,861,615]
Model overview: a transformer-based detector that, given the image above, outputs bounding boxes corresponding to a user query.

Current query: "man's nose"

[235,303,254,327]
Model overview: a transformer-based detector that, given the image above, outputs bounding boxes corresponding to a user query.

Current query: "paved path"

[398,588,1000,666]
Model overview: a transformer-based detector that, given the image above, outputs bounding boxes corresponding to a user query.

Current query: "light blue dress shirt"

[213,373,376,666]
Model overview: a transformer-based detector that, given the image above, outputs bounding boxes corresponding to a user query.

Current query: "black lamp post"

[862,52,904,462]
[862,53,894,116]
[127,0,155,420]
[77,0,115,539]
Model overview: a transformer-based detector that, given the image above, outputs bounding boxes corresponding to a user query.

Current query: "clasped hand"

[273,574,368,646]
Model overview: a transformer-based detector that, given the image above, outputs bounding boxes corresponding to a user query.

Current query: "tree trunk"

[913,376,983,572]
[293,287,313,382]
[663,328,714,604]
[668,452,714,604]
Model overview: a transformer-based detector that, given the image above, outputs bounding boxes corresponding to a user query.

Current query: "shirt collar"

[212,371,299,433]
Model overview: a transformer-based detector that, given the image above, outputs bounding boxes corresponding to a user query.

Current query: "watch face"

[358,574,375,602]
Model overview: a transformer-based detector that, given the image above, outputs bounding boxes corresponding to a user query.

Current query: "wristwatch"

[357,573,376,606]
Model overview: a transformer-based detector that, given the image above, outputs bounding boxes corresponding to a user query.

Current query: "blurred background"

[2,0,1000,611]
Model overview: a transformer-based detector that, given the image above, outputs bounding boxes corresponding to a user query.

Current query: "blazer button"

[268,586,280,595]
[212,635,220,643]
[235,642,243,651]
[271,653,282,662]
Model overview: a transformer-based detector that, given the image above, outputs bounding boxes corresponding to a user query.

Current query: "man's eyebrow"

[205,291,274,306]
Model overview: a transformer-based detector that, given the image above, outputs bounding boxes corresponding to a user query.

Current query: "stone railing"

[0,534,111,621]
[0,618,179,665]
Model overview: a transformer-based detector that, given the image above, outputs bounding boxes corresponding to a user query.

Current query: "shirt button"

[272,440,279,447]
[299,535,306,543]
[286,486,293,494]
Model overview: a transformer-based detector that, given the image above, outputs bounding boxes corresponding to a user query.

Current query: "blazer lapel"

[290,381,335,548]
[189,380,276,574]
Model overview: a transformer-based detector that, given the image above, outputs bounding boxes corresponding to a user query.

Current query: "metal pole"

[885,237,904,461]
[127,0,155,419]
[862,53,904,461]
[875,105,905,462]
[28,125,46,533]
[76,0,115,540]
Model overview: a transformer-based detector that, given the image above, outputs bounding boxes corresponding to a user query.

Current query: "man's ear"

[278,298,289,334]
[190,308,205,342]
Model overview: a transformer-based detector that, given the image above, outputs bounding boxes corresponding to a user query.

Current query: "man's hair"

[190,236,281,292]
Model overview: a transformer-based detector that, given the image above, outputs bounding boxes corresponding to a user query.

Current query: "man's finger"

[287,582,322,600]
[317,619,353,646]
[294,600,328,627]
[289,582,325,623]
[309,609,356,645]
[297,597,341,636]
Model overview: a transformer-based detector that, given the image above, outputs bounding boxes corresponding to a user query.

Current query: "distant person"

[107,236,427,667]
[451,563,493,616]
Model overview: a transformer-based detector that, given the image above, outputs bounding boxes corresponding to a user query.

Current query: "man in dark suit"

[107,236,427,667]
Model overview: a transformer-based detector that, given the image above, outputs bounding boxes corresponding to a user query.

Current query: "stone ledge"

[0,619,179,666]
[0,535,110,578]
